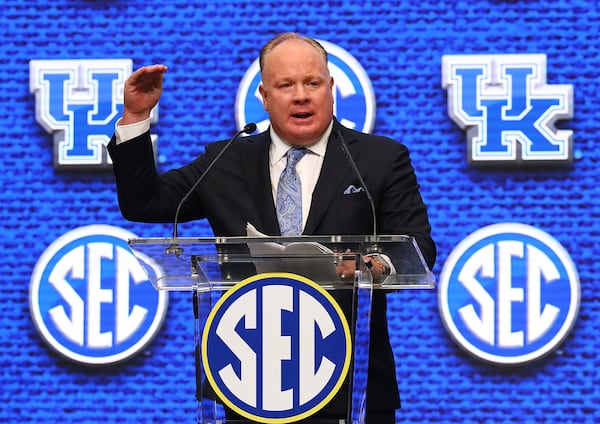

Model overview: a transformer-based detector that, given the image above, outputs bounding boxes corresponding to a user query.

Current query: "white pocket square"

[343,184,364,195]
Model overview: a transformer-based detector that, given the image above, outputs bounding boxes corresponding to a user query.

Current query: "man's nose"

[292,85,309,102]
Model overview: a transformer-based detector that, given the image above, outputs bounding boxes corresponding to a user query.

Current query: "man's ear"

[329,76,335,103]
[258,83,268,111]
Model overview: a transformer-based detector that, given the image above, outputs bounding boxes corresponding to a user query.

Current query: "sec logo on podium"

[202,273,352,423]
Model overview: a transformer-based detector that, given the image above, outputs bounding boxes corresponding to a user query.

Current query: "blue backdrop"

[1,0,598,423]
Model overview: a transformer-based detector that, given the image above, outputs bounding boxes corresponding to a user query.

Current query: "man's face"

[259,39,334,146]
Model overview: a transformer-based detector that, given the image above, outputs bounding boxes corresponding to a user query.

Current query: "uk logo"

[438,223,580,366]
[202,273,352,423]
[442,54,574,165]
[29,225,168,366]
[235,40,375,135]
[29,59,158,169]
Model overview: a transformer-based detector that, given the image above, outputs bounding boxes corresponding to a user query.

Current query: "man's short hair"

[259,32,328,72]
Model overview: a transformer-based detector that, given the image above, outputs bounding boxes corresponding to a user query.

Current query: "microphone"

[166,123,257,256]
[336,128,377,239]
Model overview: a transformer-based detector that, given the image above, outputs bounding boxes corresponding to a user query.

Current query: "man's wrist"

[115,117,151,144]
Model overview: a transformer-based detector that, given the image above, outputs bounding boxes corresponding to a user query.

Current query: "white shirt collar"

[269,120,333,166]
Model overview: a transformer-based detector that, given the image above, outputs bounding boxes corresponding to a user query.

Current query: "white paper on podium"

[245,223,341,282]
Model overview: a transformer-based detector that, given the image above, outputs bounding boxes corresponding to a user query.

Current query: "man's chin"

[285,125,326,145]
[288,134,321,146]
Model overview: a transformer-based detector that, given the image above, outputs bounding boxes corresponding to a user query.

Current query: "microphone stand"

[166,123,257,256]
[336,129,378,247]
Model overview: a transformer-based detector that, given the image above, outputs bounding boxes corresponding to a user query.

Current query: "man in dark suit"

[108,32,435,423]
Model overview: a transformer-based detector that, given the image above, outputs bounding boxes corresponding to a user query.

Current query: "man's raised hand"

[121,64,168,125]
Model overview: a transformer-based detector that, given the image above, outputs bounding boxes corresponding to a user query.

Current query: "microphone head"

[243,123,257,134]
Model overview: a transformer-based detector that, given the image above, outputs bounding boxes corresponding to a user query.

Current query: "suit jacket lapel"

[241,122,355,236]
[304,123,354,234]
[240,131,281,235]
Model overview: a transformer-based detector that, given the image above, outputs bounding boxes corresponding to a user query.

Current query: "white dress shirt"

[268,121,332,231]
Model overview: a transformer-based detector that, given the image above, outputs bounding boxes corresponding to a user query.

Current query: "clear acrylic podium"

[129,234,434,424]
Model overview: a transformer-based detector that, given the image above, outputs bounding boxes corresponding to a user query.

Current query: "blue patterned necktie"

[276,147,307,236]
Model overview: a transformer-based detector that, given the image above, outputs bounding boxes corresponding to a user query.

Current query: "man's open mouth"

[292,112,312,119]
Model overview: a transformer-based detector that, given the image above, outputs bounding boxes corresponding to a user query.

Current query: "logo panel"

[438,223,580,365]
[29,225,168,365]
[442,54,574,165]
[235,40,375,134]
[30,59,159,169]
[202,273,352,423]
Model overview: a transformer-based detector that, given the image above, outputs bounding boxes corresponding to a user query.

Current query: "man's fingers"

[336,259,355,280]
[128,65,168,89]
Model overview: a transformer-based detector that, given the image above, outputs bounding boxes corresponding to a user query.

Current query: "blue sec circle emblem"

[29,225,167,365]
[202,273,352,423]
[438,223,580,365]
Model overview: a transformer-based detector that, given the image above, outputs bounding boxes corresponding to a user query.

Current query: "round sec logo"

[202,273,352,423]
[29,225,168,366]
[438,223,580,365]
[235,40,375,134]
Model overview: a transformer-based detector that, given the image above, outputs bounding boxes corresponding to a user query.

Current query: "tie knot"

[286,147,307,167]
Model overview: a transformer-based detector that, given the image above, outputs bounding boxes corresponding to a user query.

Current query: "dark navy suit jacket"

[107,118,436,416]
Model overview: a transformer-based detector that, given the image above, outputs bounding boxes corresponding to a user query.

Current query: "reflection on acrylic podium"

[129,234,434,424]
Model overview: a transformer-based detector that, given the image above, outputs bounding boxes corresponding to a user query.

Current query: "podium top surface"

[128,234,435,291]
